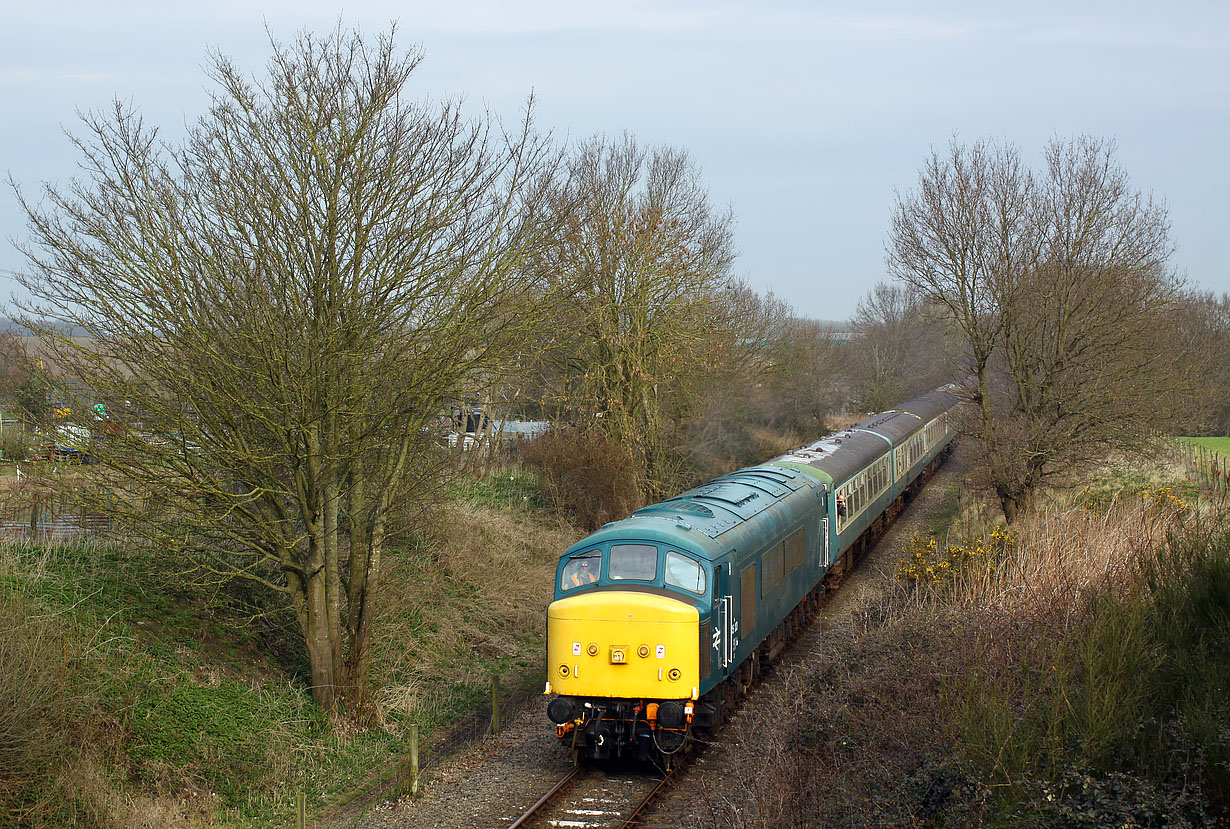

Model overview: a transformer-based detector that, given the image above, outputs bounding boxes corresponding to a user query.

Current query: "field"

[1180,435,1230,454]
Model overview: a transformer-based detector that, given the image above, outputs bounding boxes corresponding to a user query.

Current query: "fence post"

[29,495,38,538]
[491,675,501,735]
[295,790,306,829]
[408,723,420,795]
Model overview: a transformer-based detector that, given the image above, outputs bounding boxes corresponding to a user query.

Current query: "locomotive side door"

[715,561,735,674]
[821,485,831,567]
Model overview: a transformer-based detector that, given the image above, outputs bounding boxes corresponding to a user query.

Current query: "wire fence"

[0,489,111,540]
[1170,437,1230,505]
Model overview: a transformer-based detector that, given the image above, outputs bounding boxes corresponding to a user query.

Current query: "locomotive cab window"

[561,550,602,591]
[664,551,706,595]
[609,544,658,581]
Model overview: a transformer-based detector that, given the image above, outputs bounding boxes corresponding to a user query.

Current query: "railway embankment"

[332,447,1230,828]
[0,467,579,828]
[339,451,970,829]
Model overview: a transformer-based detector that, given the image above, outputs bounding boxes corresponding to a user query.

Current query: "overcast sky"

[2,1,1227,321]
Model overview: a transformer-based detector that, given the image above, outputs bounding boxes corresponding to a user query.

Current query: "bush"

[522,429,642,530]
[1139,526,1230,815]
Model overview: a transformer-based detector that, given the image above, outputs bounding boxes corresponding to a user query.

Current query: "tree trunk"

[341,506,384,721]
[996,484,1023,524]
[300,565,339,713]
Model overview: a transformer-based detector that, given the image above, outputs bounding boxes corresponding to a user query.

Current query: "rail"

[507,766,584,829]
[506,766,673,829]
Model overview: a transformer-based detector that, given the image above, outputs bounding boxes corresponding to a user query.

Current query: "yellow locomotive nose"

[547,591,700,700]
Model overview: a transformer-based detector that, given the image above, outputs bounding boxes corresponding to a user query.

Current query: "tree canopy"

[538,133,740,498]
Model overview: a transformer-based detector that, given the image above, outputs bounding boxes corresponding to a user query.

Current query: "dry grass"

[742,426,807,464]
[59,759,211,829]
[720,462,1228,827]
[950,496,1185,615]
[0,591,81,818]
[373,497,579,730]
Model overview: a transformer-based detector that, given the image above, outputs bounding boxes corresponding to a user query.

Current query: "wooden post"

[491,676,501,735]
[295,790,306,829]
[29,495,37,538]
[408,723,420,795]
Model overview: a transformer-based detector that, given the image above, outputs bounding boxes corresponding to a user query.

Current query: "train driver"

[571,556,599,587]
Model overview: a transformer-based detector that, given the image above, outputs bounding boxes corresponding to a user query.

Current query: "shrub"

[1139,526,1230,814]
[896,526,1015,589]
[521,429,642,530]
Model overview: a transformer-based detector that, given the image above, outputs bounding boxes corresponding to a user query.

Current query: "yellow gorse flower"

[896,527,1015,588]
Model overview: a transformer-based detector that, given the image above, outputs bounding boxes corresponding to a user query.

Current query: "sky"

[2,1,1227,321]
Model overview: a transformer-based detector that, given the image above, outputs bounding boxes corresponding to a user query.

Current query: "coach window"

[561,550,602,591]
[609,543,659,581]
[665,551,706,595]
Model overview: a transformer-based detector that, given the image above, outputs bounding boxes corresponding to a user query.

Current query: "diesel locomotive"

[543,387,960,763]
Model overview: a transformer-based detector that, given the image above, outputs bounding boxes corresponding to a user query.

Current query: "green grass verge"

[926,483,962,539]
[445,466,549,512]
[1178,435,1230,454]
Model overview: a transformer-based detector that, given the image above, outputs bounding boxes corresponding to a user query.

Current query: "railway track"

[505,763,674,829]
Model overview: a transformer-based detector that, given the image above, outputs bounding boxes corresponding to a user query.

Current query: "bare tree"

[683,288,840,477]
[848,281,953,413]
[761,313,844,435]
[10,25,566,716]
[540,134,737,497]
[889,136,1185,521]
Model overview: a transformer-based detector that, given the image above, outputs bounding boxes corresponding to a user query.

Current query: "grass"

[925,482,963,539]
[0,464,581,828]
[1179,435,1230,454]
[929,470,1227,823]
[370,501,575,735]
[945,519,1230,825]
[444,466,549,512]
